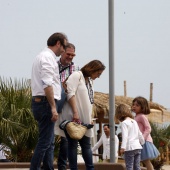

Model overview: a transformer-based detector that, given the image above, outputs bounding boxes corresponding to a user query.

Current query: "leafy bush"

[0,78,38,162]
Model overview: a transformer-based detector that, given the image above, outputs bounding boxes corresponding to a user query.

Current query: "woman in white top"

[115,104,145,170]
[58,60,105,170]
[92,124,119,163]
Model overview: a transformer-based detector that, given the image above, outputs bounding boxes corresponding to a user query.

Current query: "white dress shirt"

[92,134,119,160]
[31,47,61,100]
[121,118,145,151]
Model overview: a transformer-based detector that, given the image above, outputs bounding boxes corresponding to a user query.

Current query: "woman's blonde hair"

[115,104,133,122]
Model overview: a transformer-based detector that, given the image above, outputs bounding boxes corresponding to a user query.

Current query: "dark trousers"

[57,137,68,170]
[64,130,94,170]
[30,98,56,170]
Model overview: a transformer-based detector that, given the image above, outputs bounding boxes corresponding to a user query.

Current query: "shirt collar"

[46,47,57,59]
[58,59,73,68]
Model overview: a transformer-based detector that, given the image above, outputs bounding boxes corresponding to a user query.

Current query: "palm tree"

[151,122,170,150]
[150,122,170,169]
[0,77,38,162]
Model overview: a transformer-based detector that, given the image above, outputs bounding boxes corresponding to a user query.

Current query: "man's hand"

[51,109,58,122]
[120,148,125,154]
[44,86,58,122]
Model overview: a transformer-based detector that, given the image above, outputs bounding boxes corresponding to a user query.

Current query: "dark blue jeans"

[57,85,68,170]
[30,98,56,170]
[124,149,141,170]
[65,131,94,170]
[57,85,66,113]
[57,137,68,170]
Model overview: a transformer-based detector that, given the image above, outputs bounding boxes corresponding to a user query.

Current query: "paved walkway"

[1,164,170,170]
[1,165,170,170]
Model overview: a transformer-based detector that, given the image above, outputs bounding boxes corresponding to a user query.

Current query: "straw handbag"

[66,122,87,140]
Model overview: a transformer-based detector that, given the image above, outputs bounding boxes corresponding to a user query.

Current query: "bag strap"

[58,61,74,74]
[63,71,82,93]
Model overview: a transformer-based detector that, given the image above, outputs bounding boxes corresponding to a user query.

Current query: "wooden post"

[99,122,102,133]
[124,81,127,97]
[150,83,153,102]
[166,145,169,164]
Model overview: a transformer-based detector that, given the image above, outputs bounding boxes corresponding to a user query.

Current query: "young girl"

[132,96,160,170]
[115,104,145,170]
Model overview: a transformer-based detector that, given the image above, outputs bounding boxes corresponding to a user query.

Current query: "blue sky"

[0,0,170,108]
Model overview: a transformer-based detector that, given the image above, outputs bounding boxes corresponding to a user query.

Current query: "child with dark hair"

[132,96,160,170]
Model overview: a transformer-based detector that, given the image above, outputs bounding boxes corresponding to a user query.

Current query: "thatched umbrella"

[93,91,169,130]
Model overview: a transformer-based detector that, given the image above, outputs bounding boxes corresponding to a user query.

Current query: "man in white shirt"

[92,124,119,163]
[30,32,68,170]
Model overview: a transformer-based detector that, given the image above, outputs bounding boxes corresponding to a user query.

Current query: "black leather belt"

[32,96,57,102]
[32,96,48,102]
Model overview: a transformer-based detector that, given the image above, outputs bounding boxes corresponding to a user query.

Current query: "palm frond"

[0,77,38,162]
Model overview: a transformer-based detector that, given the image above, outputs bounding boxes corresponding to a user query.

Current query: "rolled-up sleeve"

[92,135,103,152]
[40,55,55,89]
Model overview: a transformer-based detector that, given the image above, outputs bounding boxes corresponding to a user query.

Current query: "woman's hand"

[72,117,81,124]
[91,120,94,125]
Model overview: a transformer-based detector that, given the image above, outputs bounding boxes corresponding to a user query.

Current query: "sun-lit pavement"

[1,164,170,170]
[1,165,170,170]
[0,169,61,170]
[0,169,59,170]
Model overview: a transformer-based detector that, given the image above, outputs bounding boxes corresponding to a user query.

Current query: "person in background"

[0,144,10,162]
[55,42,79,170]
[115,104,145,170]
[132,96,160,170]
[30,32,68,170]
[117,132,122,156]
[92,124,119,163]
[58,60,105,170]
[115,126,118,135]
[96,129,103,160]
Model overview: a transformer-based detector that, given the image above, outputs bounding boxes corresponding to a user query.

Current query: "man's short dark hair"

[103,124,109,128]
[47,32,67,47]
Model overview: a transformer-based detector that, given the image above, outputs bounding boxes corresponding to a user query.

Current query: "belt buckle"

[34,97,42,102]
